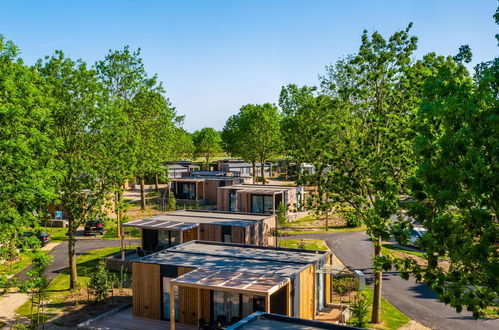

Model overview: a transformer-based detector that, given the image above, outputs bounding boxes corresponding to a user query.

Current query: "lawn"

[283,214,366,234]
[41,226,68,242]
[381,243,426,258]
[0,253,34,276]
[362,286,411,329]
[278,239,329,251]
[16,245,136,324]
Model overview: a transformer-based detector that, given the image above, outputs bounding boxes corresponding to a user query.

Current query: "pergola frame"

[169,268,291,330]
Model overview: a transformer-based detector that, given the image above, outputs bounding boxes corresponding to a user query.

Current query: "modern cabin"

[218,161,273,179]
[171,171,244,204]
[217,184,304,214]
[122,210,276,253]
[131,240,335,329]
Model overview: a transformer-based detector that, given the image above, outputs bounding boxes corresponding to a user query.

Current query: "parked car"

[407,227,427,247]
[23,230,51,246]
[84,220,105,236]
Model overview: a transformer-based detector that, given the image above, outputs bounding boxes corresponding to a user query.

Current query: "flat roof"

[227,312,358,330]
[219,184,297,191]
[172,268,289,295]
[123,211,271,230]
[172,176,242,182]
[170,240,326,264]
[137,241,328,277]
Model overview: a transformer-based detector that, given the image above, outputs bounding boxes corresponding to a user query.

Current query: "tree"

[36,51,111,289]
[406,49,498,318]
[88,259,113,302]
[279,85,343,228]
[131,90,178,209]
[19,253,52,328]
[0,36,56,268]
[192,127,222,170]
[317,25,421,323]
[167,191,177,211]
[222,110,259,183]
[222,104,281,184]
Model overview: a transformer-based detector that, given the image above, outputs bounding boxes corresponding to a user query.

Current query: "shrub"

[346,213,362,227]
[88,259,112,302]
[349,292,369,328]
[167,191,177,211]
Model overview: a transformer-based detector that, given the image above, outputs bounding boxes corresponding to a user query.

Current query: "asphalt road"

[16,236,140,281]
[290,231,498,330]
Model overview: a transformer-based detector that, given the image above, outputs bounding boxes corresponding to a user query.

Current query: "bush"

[349,292,369,328]
[346,213,362,227]
[88,259,112,302]
[167,191,176,211]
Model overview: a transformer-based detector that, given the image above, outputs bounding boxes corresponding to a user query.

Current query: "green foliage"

[167,191,177,211]
[192,127,222,170]
[349,292,370,328]
[222,103,281,183]
[346,213,362,228]
[87,259,113,302]
[18,253,52,328]
[406,51,498,318]
[276,203,287,227]
[0,36,57,265]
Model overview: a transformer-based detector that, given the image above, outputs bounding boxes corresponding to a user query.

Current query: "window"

[251,195,274,214]
[213,291,240,324]
[229,192,236,212]
[179,182,196,200]
[162,277,178,321]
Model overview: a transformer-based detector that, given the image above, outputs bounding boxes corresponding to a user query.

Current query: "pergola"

[169,268,291,330]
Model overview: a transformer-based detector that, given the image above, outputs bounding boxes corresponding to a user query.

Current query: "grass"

[381,243,426,258]
[362,286,411,329]
[284,227,367,235]
[278,239,329,251]
[40,226,69,242]
[16,246,136,323]
[0,253,33,276]
[102,226,141,240]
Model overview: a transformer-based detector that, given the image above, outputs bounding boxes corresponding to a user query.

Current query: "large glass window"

[170,230,181,246]
[229,192,236,212]
[179,182,196,200]
[158,230,169,249]
[251,195,274,214]
[213,291,240,324]
[162,277,178,321]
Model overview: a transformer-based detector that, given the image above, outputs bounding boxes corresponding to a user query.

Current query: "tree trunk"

[371,236,382,324]
[68,220,78,289]
[325,211,329,231]
[260,160,265,185]
[155,174,159,191]
[140,177,146,210]
[252,161,256,184]
[115,190,121,238]
[205,156,210,171]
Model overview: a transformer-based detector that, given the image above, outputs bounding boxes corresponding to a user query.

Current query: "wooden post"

[197,288,201,325]
[286,283,291,316]
[265,294,271,313]
[170,283,176,330]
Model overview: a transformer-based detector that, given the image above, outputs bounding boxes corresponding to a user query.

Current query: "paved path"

[290,231,498,330]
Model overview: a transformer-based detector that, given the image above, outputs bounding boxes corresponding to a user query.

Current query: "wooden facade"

[132,262,161,320]
[173,178,240,203]
[298,264,316,320]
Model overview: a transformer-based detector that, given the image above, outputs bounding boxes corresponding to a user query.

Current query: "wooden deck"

[87,308,196,330]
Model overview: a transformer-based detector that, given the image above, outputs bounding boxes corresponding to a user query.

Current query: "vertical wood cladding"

[231,226,246,244]
[182,227,198,243]
[199,223,222,242]
[299,264,316,320]
[177,267,198,326]
[132,262,161,320]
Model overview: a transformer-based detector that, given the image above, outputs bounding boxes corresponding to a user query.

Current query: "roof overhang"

[171,268,290,296]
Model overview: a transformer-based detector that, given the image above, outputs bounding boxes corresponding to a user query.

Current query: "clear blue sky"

[1,1,497,131]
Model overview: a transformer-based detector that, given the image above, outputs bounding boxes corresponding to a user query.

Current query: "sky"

[1,1,497,132]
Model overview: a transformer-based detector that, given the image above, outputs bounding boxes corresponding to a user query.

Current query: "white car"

[408,227,427,247]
